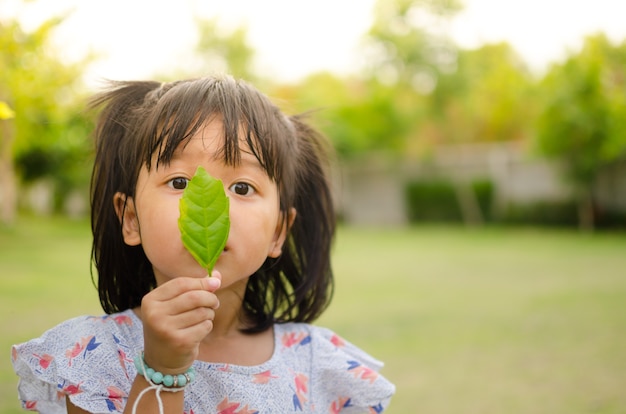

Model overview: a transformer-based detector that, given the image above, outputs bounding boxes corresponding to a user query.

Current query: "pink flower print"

[113,314,133,325]
[330,397,352,413]
[330,334,345,348]
[216,397,258,414]
[281,332,312,348]
[65,336,101,366]
[117,348,133,379]
[282,332,304,348]
[292,373,309,410]
[89,314,132,325]
[218,363,231,372]
[61,382,83,396]
[217,397,242,414]
[294,373,308,396]
[33,353,54,370]
[105,386,126,412]
[346,360,379,384]
[65,342,82,363]
[252,370,278,384]
[107,385,125,399]
[24,401,37,410]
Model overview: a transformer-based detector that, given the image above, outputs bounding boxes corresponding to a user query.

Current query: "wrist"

[134,352,196,389]
[142,347,194,375]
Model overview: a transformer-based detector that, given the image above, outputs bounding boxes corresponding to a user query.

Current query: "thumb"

[205,270,222,292]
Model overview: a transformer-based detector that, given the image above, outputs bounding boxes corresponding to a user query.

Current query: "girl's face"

[116,119,291,290]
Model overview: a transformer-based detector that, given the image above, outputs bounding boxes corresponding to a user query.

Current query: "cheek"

[229,203,279,244]
[142,216,182,254]
[136,201,185,257]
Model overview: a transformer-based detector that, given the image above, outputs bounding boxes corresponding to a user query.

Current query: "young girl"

[12,75,395,413]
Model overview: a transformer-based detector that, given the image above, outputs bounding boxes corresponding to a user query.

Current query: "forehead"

[173,118,224,156]
[162,118,262,171]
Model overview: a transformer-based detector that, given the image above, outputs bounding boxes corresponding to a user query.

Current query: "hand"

[140,271,221,374]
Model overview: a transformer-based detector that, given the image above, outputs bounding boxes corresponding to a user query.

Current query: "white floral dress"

[12,309,395,413]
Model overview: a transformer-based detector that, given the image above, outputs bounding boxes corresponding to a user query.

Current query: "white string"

[131,383,164,414]
[131,358,186,414]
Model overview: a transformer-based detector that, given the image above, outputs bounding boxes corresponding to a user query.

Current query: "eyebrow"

[233,151,266,173]
[164,134,269,176]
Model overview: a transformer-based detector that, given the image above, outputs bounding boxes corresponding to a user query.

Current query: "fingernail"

[207,277,220,290]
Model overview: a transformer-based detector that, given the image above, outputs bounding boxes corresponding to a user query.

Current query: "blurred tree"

[324,79,412,157]
[272,0,463,159]
[196,19,255,81]
[162,18,257,83]
[333,0,463,158]
[0,14,92,223]
[421,42,536,149]
[535,33,626,230]
[269,72,413,158]
[363,0,462,86]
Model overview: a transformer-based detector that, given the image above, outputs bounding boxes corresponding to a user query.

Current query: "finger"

[170,306,216,330]
[149,277,217,302]
[175,320,214,347]
[164,289,220,315]
[142,305,216,348]
[205,272,221,292]
[210,269,222,281]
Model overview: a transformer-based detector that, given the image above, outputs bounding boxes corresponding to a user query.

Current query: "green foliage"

[270,74,414,158]
[365,0,462,84]
[427,43,536,145]
[534,34,626,228]
[298,0,463,159]
[328,82,411,157]
[405,179,462,222]
[404,178,495,223]
[500,201,579,227]
[471,178,495,221]
[163,18,257,83]
[0,13,93,211]
[287,1,535,160]
[536,34,626,185]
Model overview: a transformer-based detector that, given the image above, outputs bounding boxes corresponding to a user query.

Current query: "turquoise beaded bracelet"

[133,353,196,388]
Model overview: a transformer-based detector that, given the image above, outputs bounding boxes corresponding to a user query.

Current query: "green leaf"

[178,166,230,273]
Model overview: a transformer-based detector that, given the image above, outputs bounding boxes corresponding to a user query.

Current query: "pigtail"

[287,115,336,318]
[89,81,161,314]
[243,113,336,332]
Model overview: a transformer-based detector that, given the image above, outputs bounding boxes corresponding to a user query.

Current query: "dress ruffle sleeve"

[11,311,140,414]
[306,325,396,413]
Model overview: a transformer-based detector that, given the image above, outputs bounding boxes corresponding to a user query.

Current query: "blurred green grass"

[2,217,626,413]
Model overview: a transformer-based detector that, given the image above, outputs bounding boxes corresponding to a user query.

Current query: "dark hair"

[89,75,335,333]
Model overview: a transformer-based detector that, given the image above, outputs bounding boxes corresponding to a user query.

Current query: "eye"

[168,177,189,190]
[229,182,255,196]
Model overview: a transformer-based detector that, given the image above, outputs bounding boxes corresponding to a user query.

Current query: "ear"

[268,207,297,258]
[113,192,141,246]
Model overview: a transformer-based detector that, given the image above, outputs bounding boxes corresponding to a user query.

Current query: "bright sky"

[6,0,626,86]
